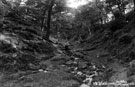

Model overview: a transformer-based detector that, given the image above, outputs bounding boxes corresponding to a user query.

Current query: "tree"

[74,4,103,34]
[133,0,135,20]
[105,0,131,16]
[45,0,55,40]
[1,0,67,41]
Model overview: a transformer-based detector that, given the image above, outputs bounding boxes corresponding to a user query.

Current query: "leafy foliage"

[0,0,135,87]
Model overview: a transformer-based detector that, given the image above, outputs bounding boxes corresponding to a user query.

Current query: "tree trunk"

[40,7,48,31]
[44,0,54,41]
[134,0,135,6]
[134,0,135,23]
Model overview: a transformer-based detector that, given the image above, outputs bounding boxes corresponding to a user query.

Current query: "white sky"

[7,0,92,8]
[67,0,92,9]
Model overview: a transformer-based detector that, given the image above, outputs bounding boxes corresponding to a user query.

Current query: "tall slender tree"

[45,0,55,40]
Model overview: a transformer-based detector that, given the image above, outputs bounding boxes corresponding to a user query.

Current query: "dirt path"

[107,61,129,87]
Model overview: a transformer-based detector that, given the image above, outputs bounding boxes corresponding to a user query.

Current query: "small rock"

[80,84,89,87]
[78,62,87,69]
[39,69,44,72]
[77,72,83,75]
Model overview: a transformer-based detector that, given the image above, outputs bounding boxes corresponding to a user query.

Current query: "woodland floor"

[0,39,134,87]
[0,19,135,87]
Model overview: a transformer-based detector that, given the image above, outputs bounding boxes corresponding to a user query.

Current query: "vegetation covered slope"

[0,0,135,87]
